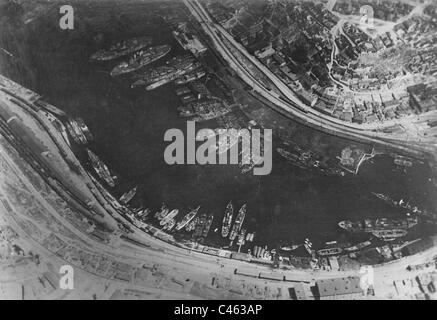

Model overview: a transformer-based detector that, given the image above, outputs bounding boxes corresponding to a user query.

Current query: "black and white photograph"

[0,0,436,304]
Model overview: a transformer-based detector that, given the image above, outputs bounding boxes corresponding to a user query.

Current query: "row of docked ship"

[131,54,202,91]
[221,202,251,244]
[90,36,152,61]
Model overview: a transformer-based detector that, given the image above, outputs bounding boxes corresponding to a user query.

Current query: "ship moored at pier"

[90,36,152,61]
[339,216,419,233]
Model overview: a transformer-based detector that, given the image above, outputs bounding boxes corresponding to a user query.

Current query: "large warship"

[131,54,201,90]
[372,229,408,241]
[90,36,152,61]
[110,44,171,76]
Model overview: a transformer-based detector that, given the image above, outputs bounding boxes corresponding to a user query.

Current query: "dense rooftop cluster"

[201,0,437,129]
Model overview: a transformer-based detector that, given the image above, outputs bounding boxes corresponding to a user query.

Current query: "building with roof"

[315,276,363,300]
[407,82,437,113]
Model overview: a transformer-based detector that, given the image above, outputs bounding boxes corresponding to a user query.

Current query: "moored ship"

[193,213,206,238]
[371,192,432,217]
[317,247,343,256]
[86,149,116,187]
[110,44,171,76]
[135,208,151,219]
[154,204,169,220]
[163,219,176,231]
[185,217,199,232]
[75,118,94,142]
[90,36,152,61]
[66,118,93,144]
[160,209,179,226]
[119,186,138,205]
[338,216,418,233]
[221,202,233,237]
[372,229,408,241]
[202,214,214,237]
[175,206,200,230]
[174,69,206,85]
[229,204,246,241]
[131,54,200,90]
[237,228,247,246]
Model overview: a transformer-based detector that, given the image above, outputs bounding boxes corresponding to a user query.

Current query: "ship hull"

[90,37,152,61]
[110,45,171,76]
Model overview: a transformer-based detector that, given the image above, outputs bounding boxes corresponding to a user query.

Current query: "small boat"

[280,244,301,252]
[248,232,255,242]
[136,208,151,219]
